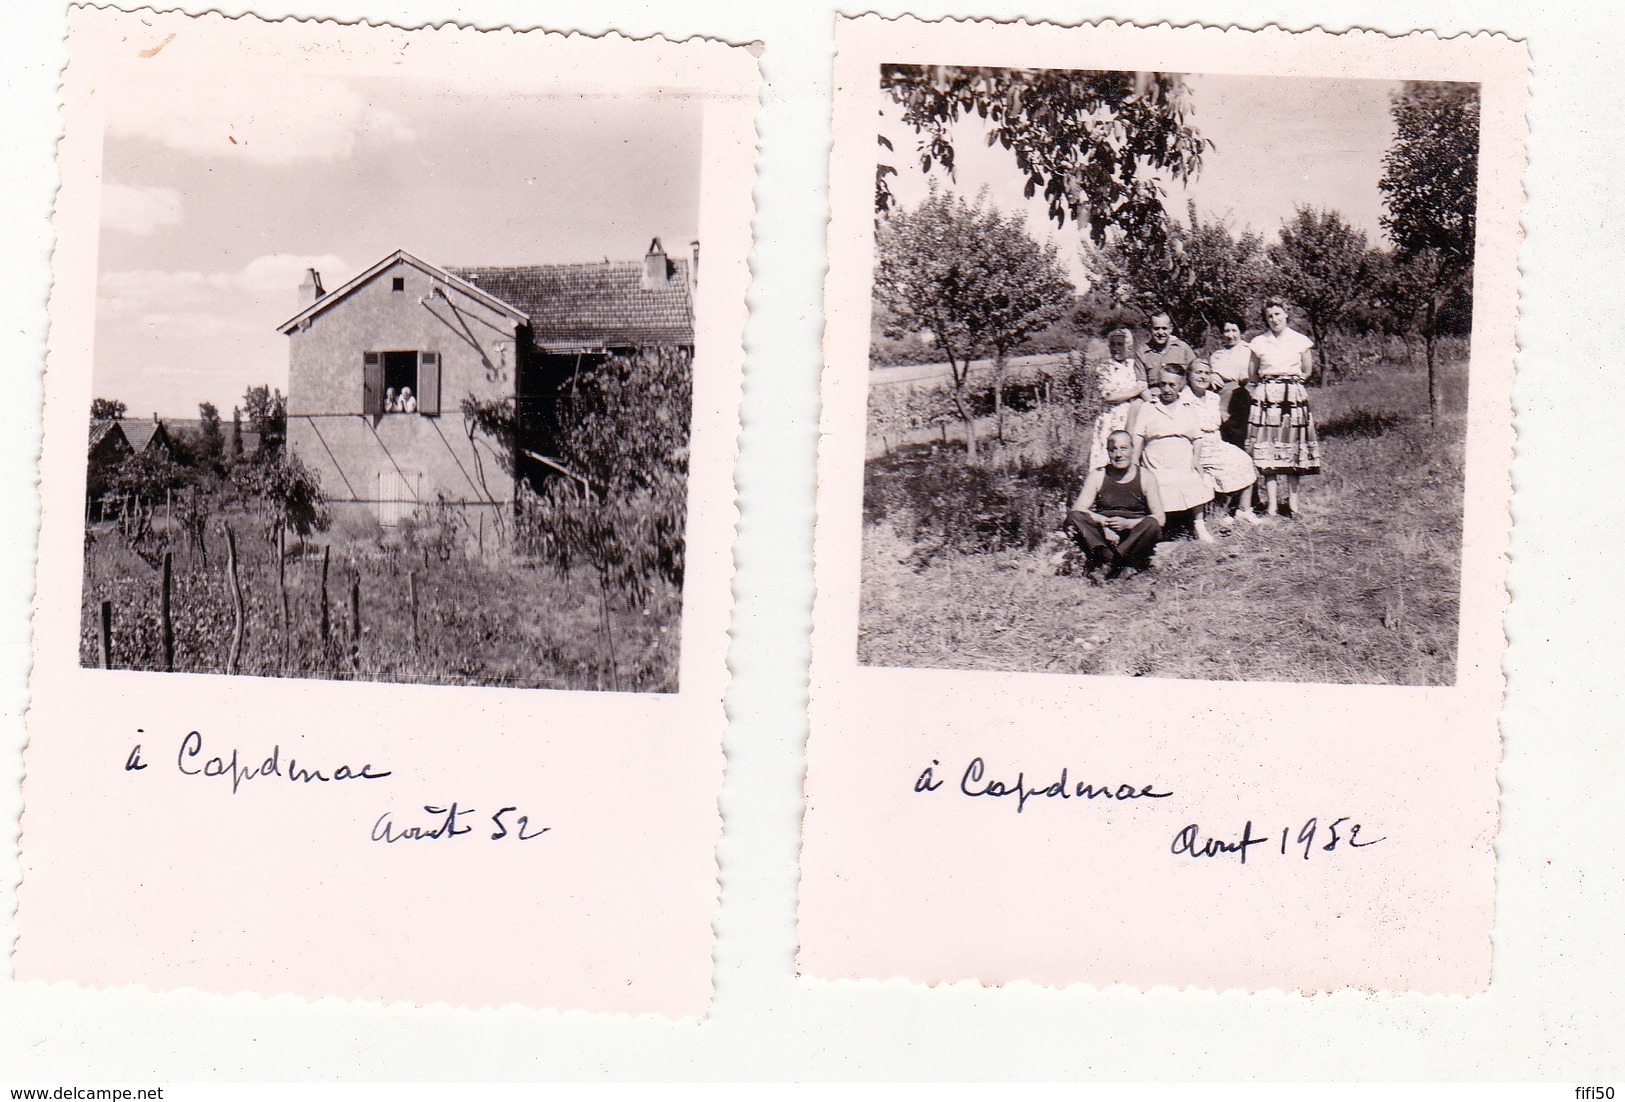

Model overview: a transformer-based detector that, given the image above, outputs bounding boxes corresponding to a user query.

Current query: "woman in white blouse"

[1206,320,1253,449]
[1244,297,1321,518]
[1084,328,1147,470]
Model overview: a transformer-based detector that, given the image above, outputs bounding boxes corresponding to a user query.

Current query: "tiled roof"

[447,258,694,351]
[120,419,168,453]
[90,420,120,447]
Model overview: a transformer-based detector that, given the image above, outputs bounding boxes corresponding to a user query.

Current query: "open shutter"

[418,351,441,415]
[363,352,383,416]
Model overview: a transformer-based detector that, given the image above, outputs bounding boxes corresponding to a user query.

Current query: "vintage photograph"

[79,54,702,692]
[861,66,1481,685]
[803,16,1523,997]
[25,6,753,1016]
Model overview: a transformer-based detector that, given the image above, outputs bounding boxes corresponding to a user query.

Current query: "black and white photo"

[860,64,1483,686]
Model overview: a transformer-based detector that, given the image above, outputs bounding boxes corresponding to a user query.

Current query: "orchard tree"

[1096,200,1269,346]
[875,186,1074,460]
[1380,80,1480,423]
[487,347,692,691]
[1269,206,1370,378]
[90,397,127,420]
[877,66,1207,252]
[243,384,287,455]
[196,401,225,470]
[231,450,330,546]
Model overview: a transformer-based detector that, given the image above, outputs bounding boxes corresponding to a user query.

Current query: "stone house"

[277,239,694,530]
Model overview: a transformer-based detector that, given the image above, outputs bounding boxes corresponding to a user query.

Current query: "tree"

[230,406,244,458]
[1093,200,1270,346]
[90,397,127,420]
[1268,206,1370,377]
[1380,81,1480,423]
[230,451,330,545]
[875,186,1074,460]
[197,401,225,470]
[243,384,287,455]
[466,348,691,690]
[877,66,1207,252]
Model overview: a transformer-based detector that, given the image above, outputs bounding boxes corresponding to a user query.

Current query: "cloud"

[106,72,415,165]
[98,252,351,330]
[101,182,183,235]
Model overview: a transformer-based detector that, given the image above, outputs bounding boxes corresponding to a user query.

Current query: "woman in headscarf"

[1085,327,1148,470]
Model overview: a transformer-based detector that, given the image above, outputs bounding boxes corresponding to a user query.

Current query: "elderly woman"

[1245,297,1321,518]
[1187,363,1260,526]
[1206,320,1253,449]
[1084,327,1148,470]
[1130,365,1214,543]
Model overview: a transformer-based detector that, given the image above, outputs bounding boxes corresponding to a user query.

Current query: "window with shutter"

[363,352,383,416]
[418,352,441,415]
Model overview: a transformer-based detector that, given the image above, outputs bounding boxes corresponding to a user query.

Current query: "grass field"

[80,510,680,693]
[858,355,1469,685]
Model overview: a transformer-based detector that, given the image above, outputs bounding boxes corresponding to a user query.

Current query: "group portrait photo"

[861,65,1484,686]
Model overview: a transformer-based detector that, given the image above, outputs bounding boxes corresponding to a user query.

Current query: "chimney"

[298,267,324,303]
[689,240,700,287]
[641,237,669,291]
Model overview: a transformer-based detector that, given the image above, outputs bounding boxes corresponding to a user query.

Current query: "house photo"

[279,238,695,531]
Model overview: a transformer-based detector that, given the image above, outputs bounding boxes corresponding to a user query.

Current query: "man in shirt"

[1135,312,1199,383]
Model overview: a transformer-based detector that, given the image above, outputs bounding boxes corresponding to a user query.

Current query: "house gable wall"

[285,258,523,519]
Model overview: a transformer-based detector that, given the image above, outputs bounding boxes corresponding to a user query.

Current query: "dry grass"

[80,508,680,693]
[857,358,1468,686]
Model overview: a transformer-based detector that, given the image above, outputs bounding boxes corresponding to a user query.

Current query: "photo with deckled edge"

[802,15,1525,995]
[21,4,755,1017]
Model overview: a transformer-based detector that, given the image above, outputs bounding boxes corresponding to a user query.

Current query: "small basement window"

[363,351,441,416]
[392,277,405,292]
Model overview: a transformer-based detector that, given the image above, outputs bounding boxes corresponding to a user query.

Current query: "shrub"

[865,445,1083,559]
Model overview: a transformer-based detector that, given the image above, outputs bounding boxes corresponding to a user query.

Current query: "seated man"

[1064,429,1166,581]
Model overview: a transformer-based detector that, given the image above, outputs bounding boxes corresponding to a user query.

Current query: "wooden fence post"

[408,571,419,653]
[277,527,289,630]
[277,527,290,672]
[160,551,174,673]
[98,600,112,669]
[319,545,331,644]
[223,523,244,675]
[350,571,361,669]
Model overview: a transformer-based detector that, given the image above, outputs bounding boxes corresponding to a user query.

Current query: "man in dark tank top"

[1063,430,1167,582]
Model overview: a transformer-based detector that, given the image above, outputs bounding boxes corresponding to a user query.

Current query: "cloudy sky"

[94,68,701,418]
[880,72,1403,290]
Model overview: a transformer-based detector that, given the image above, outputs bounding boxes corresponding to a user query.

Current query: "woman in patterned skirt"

[1245,297,1321,518]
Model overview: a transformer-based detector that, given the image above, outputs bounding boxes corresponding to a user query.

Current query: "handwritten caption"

[1171,818,1383,864]
[913,757,1382,863]
[123,730,550,843]
[913,756,1173,812]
